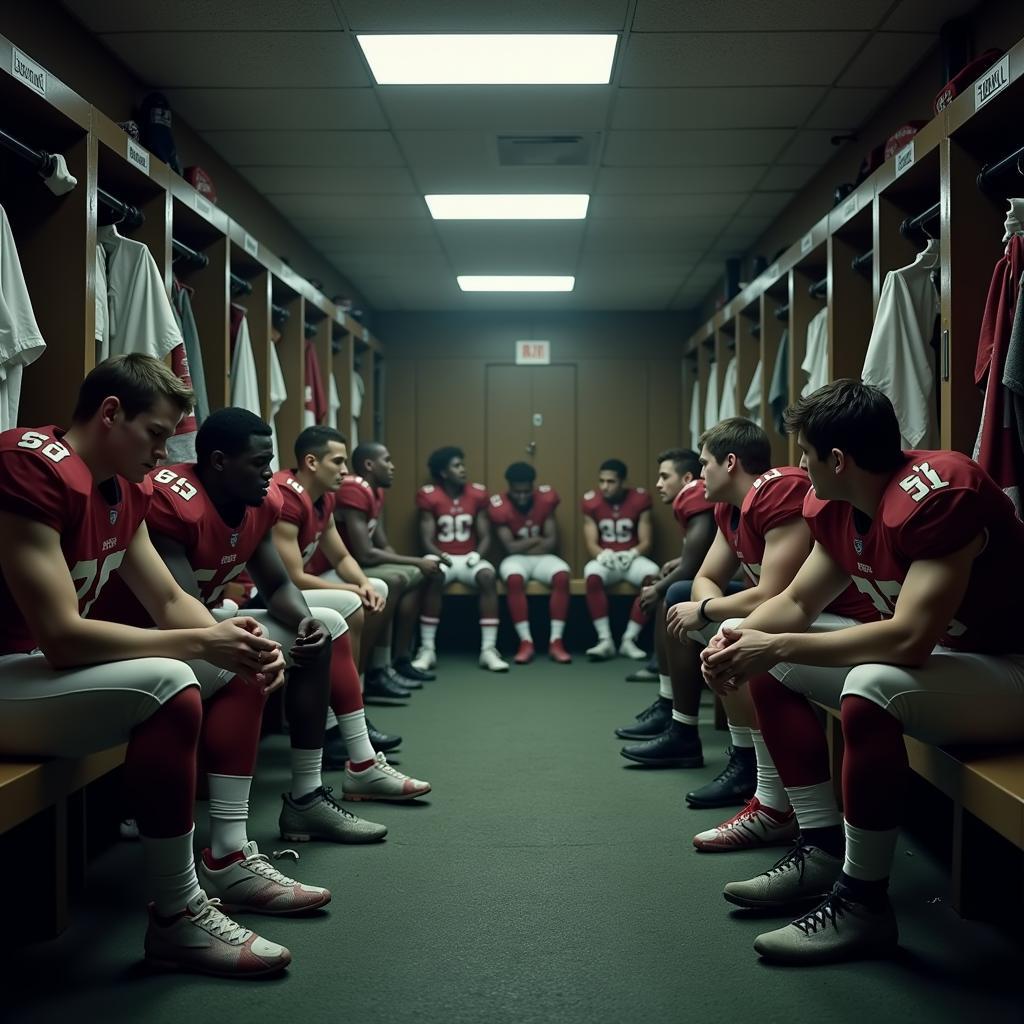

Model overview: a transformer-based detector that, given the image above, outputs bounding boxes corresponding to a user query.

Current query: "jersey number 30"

[437,513,473,543]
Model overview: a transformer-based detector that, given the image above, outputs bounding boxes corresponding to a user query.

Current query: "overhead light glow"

[425,194,590,220]
[457,276,575,292]
[357,34,617,85]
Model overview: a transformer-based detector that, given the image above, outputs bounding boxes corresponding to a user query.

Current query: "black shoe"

[363,669,412,705]
[615,696,673,740]
[620,722,703,768]
[323,730,349,770]
[384,664,422,690]
[686,745,756,808]
[393,656,435,683]
[365,718,402,754]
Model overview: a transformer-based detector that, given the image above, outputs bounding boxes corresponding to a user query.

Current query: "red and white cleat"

[514,639,535,664]
[548,639,572,664]
[693,798,798,852]
[343,751,432,803]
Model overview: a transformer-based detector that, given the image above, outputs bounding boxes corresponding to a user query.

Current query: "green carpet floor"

[7,655,1023,1023]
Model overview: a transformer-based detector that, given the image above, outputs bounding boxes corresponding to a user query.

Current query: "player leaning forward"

[703,380,1024,965]
[0,355,298,977]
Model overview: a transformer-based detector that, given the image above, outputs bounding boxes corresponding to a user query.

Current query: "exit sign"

[515,340,550,364]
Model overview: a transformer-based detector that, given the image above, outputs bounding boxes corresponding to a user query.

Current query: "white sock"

[419,617,439,651]
[750,728,791,812]
[658,674,672,700]
[339,709,376,765]
[480,619,498,651]
[550,619,566,641]
[514,620,532,641]
[786,781,843,830]
[593,616,612,642]
[289,748,323,800]
[207,775,251,858]
[728,724,753,749]
[140,828,202,917]
[843,822,900,882]
[623,619,643,642]
[672,708,700,726]
[371,645,391,669]
[325,708,338,730]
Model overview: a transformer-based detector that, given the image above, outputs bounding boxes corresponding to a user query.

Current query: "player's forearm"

[265,583,310,631]
[533,534,557,555]
[701,584,776,622]
[43,618,207,669]
[504,536,536,554]
[364,548,420,567]
[634,539,652,557]
[733,590,815,634]
[335,554,369,586]
[585,539,603,559]
[655,563,691,593]
[773,618,927,668]
[152,591,218,630]
[690,574,726,602]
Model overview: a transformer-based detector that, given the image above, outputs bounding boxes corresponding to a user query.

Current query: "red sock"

[506,574,528,623]
[550,572,570,622]
[749,672,829,787]
[840,695,908,830]
[202,676,267,776]
[330,631,364,716]
[585,574,608,620]
[125,687,201,838]
[628,595,649,626]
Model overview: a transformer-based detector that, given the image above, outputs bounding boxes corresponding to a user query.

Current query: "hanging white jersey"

[230,314,261,417]
[351,369,364,446]
[95,244,108,359]
[704,362,719,430]
[269,339,287,470]
[688,377,701,447]
[801,307,829,397]
[718,356,738,420]
[0,206,45,430]
[328,372,341,430]
[863,239,940,449]
[744,361,763,427]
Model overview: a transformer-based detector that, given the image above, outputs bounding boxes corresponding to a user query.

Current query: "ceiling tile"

[163,88,387,131]
[585,219,724,254]
[611,86,826,130]
[804,87,889,129]
[97,31,368,88]
[736,192,796,218]
[837,32,936,88]
[436,222,585,271]
[602,129,793,166]
[776,129,855,165]
[330,250,452,278]
[271,194,428,220]
[595,166,766,193]
[589,193,745,218]
[241,166,419,195]
[301,219,441,250]
[881,0,979,32]
[634,0,893,31]
[378,86,612,131]
[201,130,404,167]
[339,0,629,31]
[757,164,820,190]
[63,0,342,30]
[710,216,777,252]
[620,33,868,87]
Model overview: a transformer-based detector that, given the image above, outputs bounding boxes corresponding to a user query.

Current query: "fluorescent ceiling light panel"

[425,194,590,220]
[357,35,617,85]
[458,276,575,292]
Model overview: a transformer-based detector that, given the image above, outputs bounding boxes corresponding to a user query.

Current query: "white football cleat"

[343,752,432,802]
[586,637,616,660]
[410,647,436,672]
[479,647,510,672]
[619,636,648,661]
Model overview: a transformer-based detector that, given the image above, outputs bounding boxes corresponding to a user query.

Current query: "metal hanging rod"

[751,323,762,338]
[230,273,253,296]
[171,238,208,270]
[977,143,1024,194]
[774,303,790,322]
[0,126,56,175]
[97,187,144,229]
[808,276,828,299]
[899,202,940,240]
[851,248,874,272]
[304,321,319,339]
[272,303,289,324]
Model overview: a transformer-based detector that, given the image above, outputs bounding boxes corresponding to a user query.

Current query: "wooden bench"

[0,744,126,939]
[817,705,1024,919]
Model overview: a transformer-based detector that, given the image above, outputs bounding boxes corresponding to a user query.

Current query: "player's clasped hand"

[701,626,779,692]
[289,616,329,667]
[360,583,386,612]
[203,616,284,683]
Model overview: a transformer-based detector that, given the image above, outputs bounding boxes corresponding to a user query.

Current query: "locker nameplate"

[127,139,150,176]
[195,195,212,218]
[12,48,46,97]
[894,142,915,179]
[975,54,1010,111]
[244,233,259,258]
[800,232,813,254]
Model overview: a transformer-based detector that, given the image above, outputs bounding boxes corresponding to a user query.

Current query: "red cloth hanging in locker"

[973,233,1024,514]
[304,340,327,426]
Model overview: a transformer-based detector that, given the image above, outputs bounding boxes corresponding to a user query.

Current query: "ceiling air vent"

[496,134,596,167]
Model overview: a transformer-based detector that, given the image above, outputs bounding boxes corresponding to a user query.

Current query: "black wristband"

[698,597,714,624]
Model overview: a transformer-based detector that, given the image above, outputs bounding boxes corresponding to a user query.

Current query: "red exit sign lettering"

[515,340,550,365]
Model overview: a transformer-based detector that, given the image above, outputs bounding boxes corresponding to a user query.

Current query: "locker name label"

[244,233,259,257]
[800,232,813,254]
[127,139,150,176]
[515,340,550,365]
[194,195,212,218]
[841,195,858,220]
[12,49,46,97]
[894,142,915,178]
[362,327,369,343]
[975,54,1010,110]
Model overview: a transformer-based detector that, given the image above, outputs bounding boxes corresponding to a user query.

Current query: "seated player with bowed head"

[335,440,446,684]
[580,458,659,661]
[487,461,572,665]
[0,354,296,978]
[702,381,1024,965]
[414,445,509,673]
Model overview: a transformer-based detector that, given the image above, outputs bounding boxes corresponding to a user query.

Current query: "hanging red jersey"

[335,474,385,550]
[805,450,1024,652]
[489,485,560,539]
[672,478,715,533]
[581,487,652,551]
[0,425,152,654]
[416,482,490,555]
[304,341,327,426]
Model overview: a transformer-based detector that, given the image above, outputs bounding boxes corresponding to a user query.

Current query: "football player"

[488,461,572,665]
[580,459,658,660]
[335,441,446,684]
[414,446,508,673]
[0,355,296,977]
[702,382,1024,964]
[616,448,715,736]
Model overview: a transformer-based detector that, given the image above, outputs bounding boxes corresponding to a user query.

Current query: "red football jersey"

[335,474,385,552]
[581,487,652,551]
[672,479,715,534]
[0,426,152,654]
[805,450,1024,652]
[275,469,336,570]
[488,485,560,539]
[416,482,490,555]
